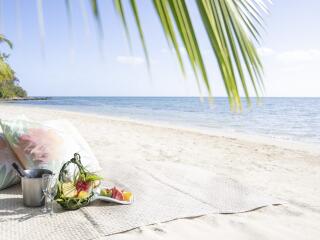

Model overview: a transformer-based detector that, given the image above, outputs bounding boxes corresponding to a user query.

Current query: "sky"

[0,0,319,97]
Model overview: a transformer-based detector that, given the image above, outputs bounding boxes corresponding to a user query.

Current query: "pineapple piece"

[78,191,90,199]
[62,182,77,198]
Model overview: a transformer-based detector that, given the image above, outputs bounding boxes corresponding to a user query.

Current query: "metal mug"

[21,169,53,207]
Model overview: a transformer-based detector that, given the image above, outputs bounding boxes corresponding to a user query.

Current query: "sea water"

[8,97,320,145]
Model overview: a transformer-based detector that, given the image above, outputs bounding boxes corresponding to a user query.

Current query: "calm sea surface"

[6,97,320,145]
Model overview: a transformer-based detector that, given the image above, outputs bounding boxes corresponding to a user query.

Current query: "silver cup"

[21,169,53,207]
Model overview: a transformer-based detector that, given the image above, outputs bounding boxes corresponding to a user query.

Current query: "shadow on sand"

[0,184,64,222]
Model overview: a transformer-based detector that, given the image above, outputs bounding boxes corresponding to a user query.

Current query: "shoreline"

[1,103,319,155]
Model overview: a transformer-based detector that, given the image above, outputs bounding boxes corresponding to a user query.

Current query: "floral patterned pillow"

[0,119,101,174]
[0,134,20,190]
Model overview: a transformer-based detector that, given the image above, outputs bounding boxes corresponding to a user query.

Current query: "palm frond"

[195,0,266,109]
[0,0,269,110]
[129,0,150,68]
[0,60,14,83]
[79,0,90,37]
[0,34,14,82]
[151,0,267,109]
[113,0,132,49]
[152,0,186,75]
[65,0,72,28]
[168,0,211,95]
[0,37,14,82]
[0,34,12,48]
[89,0,103,38]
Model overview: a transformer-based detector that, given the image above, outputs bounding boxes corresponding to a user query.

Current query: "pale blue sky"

[1,0,319,97]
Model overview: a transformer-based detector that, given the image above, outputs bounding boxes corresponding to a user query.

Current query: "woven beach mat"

[0,160,281,240]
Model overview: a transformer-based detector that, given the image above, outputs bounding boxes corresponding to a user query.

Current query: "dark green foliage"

[0,78,28,99]
[0,35,28,99]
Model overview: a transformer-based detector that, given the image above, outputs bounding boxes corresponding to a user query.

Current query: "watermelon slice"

[111,187,124,201]
[76,181,91,192]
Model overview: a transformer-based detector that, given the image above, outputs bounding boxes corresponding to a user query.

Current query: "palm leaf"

[89,0,103,38]
[0,34,14,82]
[0,34,12,48]
[0,59,14,83]
[113,0,132,49]
[152,0,186,75]
[129,0,150,68]
[172,0,212,94]
[0,0,269,110]
[195,0,267,109]
[65,0,72,28]
[79,0,91,37]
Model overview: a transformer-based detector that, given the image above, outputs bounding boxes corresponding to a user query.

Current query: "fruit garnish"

[111,187,124,201]
[123,191,132,202]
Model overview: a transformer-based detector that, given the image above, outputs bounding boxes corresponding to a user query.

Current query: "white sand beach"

[1,104,319,240]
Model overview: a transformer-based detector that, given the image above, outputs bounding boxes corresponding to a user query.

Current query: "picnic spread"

[0,117,281,240]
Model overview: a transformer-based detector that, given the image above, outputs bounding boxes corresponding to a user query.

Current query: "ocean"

[7,97,320,145]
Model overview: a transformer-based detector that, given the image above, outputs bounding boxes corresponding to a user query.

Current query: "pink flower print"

[18,128,63,165]
[0,136,8,150]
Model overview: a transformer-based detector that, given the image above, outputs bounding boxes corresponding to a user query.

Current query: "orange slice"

[123,191,132,202]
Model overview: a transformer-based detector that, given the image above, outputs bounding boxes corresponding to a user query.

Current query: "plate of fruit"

[94,184,134,205]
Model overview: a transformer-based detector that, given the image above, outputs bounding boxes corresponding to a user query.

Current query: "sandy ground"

[0,104,319,240]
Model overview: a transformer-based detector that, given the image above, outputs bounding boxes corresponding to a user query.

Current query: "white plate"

[93,186,134,205]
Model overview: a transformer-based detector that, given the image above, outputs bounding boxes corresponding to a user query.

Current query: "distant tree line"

[0,35,27,99]
[0,77,27,99]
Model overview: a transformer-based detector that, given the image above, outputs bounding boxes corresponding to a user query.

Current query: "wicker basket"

[55,153,102,210]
